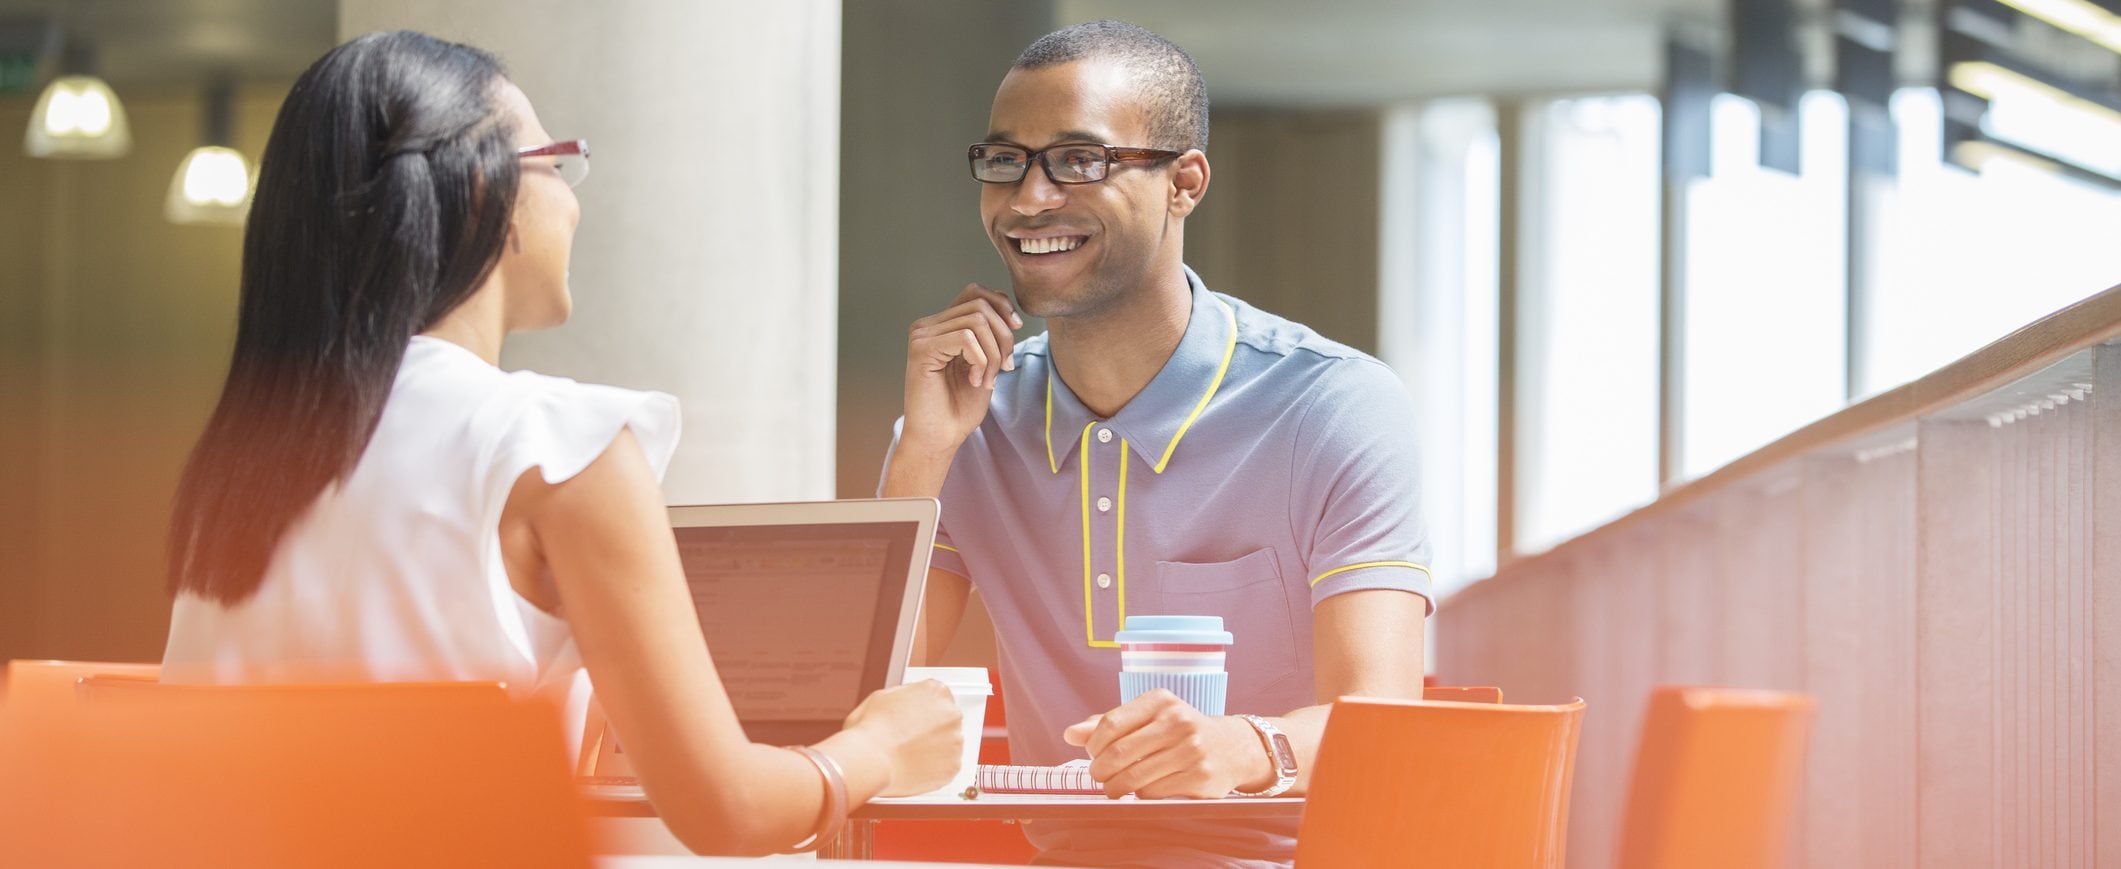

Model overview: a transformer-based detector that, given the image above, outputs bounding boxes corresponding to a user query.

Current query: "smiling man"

[879,20,1433,867]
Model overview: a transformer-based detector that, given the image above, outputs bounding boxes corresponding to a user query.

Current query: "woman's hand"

[841,679,966,796]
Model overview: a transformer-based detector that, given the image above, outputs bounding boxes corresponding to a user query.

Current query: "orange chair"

[0,679,592,868]
[1423,685,1504,704]
[2,659,160,710]
[1296,696,1587,868]
[1615,686,1815,869]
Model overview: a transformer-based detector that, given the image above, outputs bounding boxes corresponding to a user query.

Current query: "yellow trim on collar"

[1151,297,1239,474]
[1309,561,1434,587]
[1045,374,1059,475]
[1076,422,1109,647]
[932,543,960,554]
[1079,426,1128,650]
[1115,438,1129,638]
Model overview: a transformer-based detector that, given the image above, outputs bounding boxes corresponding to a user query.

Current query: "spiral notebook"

[975,759,1103,794]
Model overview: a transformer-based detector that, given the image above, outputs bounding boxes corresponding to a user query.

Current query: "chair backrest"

[1422,685,1504,703]
[1296,696,1587,868]
[0,679,591,869]
[1616,686,1815,869]
[2,659,160,710]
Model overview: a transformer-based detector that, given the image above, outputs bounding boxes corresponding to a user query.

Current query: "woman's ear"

[1169,150,1210,218]
[508,223,523,255]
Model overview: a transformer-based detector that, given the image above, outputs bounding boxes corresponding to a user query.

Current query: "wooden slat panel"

[2095,346,2120,869]
[1435,315,2120,867]
[1799,455,1864,869]
[1717,475,1807,692]
[1658,511,1725,688]
[1973,399,2098,869]
[1870,449,1921,869]
[1561,533,1658,869]
[2066,389,2092,868]
[2066,385,2090,869]
[1915,419,1998,866]
[1800,450,1918,868]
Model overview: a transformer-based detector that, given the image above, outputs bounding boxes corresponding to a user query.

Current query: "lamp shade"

[164,145,253,225]
[24,74,131,159]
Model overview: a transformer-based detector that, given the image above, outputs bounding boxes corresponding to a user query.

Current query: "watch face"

[1269,732,1298,772]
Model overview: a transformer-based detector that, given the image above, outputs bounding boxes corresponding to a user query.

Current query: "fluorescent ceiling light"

[1949,61,2121,179]
[1950,139,2065,175]
[1994,0,2121,54]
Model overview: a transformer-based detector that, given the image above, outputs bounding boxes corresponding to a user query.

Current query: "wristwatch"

[1230,713,1299,797]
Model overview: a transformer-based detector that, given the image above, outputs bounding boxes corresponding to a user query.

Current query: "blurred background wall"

[0,86,282,662]
[0,0,324,663]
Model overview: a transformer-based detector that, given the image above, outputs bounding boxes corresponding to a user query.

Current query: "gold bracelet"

[781,745,849,853]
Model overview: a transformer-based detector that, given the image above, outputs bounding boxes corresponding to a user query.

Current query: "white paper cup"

[902,666,991,798]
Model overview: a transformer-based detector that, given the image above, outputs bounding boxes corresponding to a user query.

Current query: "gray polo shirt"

[890,266,1431,867]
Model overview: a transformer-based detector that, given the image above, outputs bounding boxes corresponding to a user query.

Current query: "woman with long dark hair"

[160,31,960,855]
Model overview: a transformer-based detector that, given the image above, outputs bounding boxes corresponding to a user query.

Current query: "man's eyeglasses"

[967,142,1182,185]
[518,139,590,188]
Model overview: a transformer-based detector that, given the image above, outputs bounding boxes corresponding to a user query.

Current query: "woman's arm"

[508,428,905,855]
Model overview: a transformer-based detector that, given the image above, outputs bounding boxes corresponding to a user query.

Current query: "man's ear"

[1168,150,1209,218]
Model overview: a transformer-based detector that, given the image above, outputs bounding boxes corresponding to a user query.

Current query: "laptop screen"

[674,520,919,743]
[576,498,935,779]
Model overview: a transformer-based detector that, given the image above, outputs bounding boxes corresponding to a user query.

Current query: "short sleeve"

[488,373,682,494]
[1289,359,1434,614]
[880,416,969,579]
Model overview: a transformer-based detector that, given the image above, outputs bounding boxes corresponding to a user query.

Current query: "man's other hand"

[1061,689,1273,799]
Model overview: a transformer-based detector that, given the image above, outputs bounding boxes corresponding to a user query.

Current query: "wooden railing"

[1436,282,2121,869]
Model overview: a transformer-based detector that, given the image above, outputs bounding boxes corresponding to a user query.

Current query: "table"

[583,785,1304,860]
[597,858,1023,868]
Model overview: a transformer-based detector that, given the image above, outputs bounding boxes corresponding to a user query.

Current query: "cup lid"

[1114,615,1233,646]
[902,666,994,694]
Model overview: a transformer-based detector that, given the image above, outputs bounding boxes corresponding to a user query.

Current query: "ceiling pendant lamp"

[166,82,254,226]
[24,73,130,159]
[23,34,130,160]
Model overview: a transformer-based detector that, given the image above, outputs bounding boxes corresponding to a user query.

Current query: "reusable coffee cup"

[901,666,991,798]
[1115,615,1234,716]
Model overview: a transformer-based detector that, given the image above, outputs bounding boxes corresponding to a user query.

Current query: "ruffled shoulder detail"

[484,370,682,491]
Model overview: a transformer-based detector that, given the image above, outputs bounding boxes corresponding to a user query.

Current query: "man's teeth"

[1020,236,1083,254]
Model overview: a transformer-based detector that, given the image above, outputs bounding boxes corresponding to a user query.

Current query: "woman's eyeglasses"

[517,139,590,188]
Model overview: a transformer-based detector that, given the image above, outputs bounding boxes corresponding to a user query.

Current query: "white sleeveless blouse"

[163,336,680,743]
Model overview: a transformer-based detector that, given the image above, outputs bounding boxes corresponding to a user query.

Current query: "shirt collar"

[1043,266,1238,475]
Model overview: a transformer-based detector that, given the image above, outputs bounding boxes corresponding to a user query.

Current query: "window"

[1515,95,1662,553]
[1862,89,2121,396]
[1680,92,1850,477]
[1379,99,1499,596]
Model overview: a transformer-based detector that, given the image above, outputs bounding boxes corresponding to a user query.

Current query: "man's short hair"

[1013,19,1209,153]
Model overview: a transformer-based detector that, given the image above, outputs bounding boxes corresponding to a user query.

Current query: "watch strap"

[1230,713,1298,797]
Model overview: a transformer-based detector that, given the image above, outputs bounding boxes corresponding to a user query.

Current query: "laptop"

[578,497,938,780]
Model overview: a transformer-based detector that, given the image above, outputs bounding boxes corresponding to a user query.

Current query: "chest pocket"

[1140,548,1301,707]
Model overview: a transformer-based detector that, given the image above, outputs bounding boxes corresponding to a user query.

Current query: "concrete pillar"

[340,0,841,503]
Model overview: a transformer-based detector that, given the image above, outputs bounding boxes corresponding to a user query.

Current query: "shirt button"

[1096,573,1112,589]
[1097,428,1113,443]
[1097,496,1112,513]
